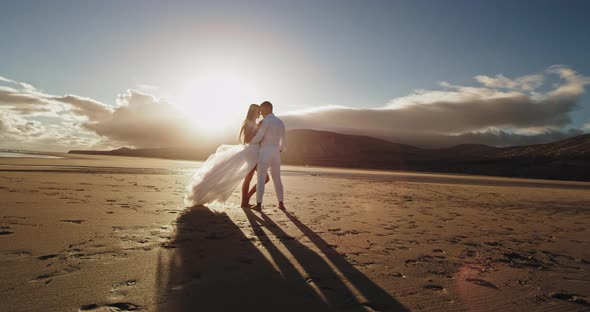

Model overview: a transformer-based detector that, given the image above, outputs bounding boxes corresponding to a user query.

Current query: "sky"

[1,0,590,151]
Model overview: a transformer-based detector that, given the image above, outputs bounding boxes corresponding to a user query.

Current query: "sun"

[177,71,262,135]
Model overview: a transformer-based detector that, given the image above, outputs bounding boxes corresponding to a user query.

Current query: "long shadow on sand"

[157,205,407,311]
[280,210,408,311]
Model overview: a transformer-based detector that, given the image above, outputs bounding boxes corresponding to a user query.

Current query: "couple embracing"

[185,101,286,211]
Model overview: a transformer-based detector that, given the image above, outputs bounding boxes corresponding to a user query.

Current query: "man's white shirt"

[250,113,286,150]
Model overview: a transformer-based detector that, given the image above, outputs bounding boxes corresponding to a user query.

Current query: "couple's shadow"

[157,205,407,311]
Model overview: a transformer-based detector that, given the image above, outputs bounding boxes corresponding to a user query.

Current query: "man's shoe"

[278,202,286,210]
[252,203,262,211]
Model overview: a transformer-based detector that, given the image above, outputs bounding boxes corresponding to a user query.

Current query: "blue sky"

[1,0,589,150]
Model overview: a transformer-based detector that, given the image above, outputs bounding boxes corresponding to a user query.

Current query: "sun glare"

[177,72,262,135]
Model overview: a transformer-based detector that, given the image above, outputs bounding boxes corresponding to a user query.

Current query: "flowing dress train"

[184,143,260,207]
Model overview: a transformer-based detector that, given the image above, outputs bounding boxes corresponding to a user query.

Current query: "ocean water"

[0,151,62,159]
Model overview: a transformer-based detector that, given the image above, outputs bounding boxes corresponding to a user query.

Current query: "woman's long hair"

[239,104,260,144]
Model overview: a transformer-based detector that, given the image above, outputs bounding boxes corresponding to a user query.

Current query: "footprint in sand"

[391,272,407,278]
[59,220,86,224]
[79,302,142,311]
[423,284,445,292]
[34,265,81,280]
[0,226,14,235]
[37,254,59,260]
[109,280,138,299]
[465,278,498,289]
[428,269,453,279]
[459,249,477,258]
[549,293,590,307]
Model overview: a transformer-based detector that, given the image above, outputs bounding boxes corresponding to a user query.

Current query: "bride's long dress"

[184,123,260,207]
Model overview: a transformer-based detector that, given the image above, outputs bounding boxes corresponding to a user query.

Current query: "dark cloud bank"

[281,65,590,147]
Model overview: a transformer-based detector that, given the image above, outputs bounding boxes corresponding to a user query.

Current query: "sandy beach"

[1,153,589,312]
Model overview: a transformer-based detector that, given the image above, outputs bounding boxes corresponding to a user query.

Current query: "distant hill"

[69,146,216,161]
[281,129,421,169]
[408,134,590,181]
[497,134,590,159]
[69,130,590,181]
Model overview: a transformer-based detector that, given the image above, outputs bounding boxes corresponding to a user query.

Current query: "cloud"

[0,111,45,137]
[0,110,107,152]
[0,75,39,92]
[50,94,113,122]
[282,65,590,147]
[81,90,196,148]
[0,77,114,119]
[474,74,544,91]
[0,78,113,150]
[0,77,195,149]
[0,86,53,114]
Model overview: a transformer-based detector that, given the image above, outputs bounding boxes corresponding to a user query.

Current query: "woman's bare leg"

[242,167,256,207]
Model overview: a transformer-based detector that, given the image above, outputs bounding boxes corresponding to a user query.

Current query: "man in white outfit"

[249,101,286,211]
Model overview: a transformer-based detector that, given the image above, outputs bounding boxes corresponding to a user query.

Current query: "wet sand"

[0,154,589,311]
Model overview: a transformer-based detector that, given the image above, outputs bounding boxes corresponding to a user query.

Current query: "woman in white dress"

[184,104,269,207]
